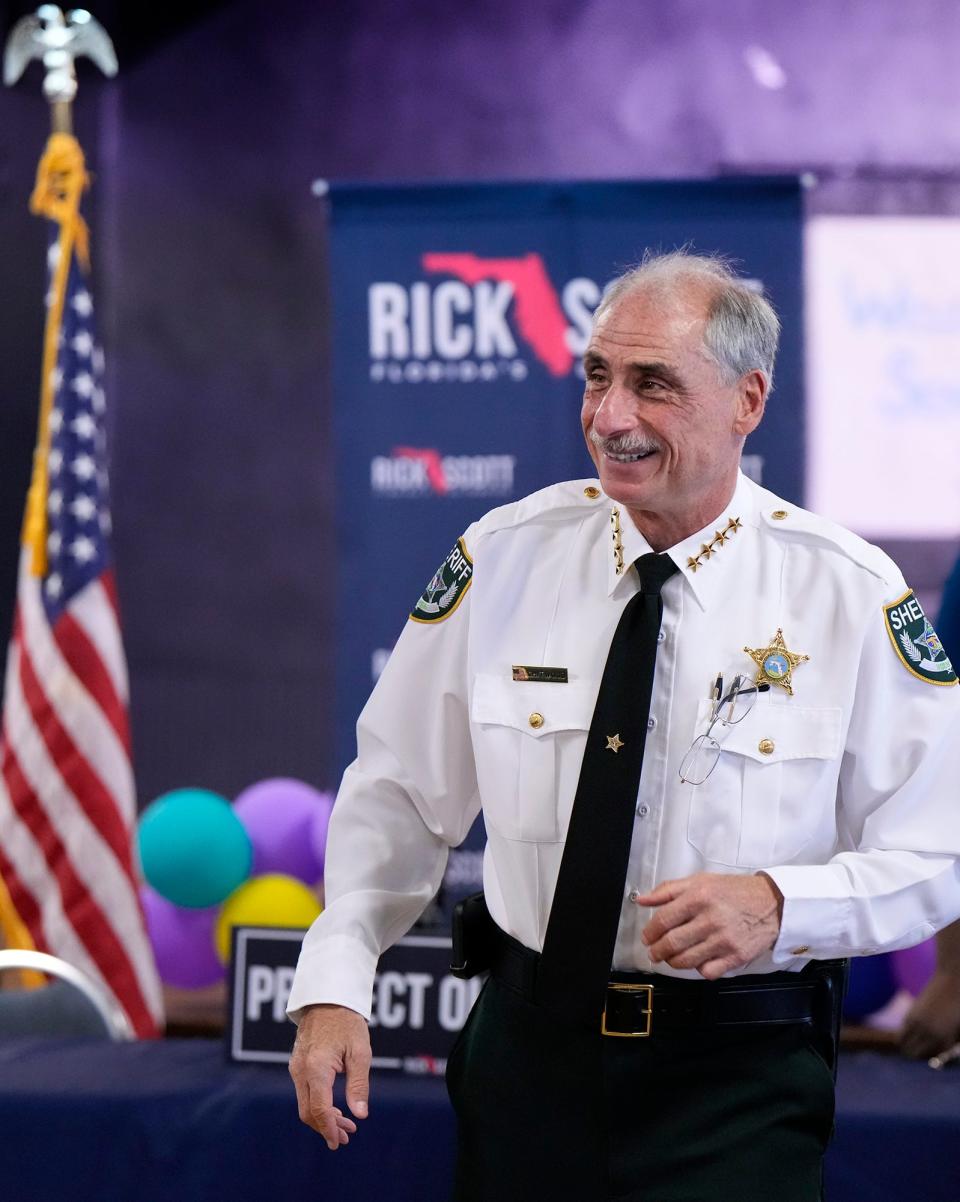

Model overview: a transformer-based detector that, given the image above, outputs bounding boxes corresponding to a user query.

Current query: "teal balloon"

[139,788,252,908]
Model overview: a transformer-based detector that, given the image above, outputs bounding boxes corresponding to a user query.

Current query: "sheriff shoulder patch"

[410,538,474,624]
[884,589,957,686]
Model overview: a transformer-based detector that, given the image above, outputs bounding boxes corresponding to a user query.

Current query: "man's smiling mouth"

[603,448,659,464]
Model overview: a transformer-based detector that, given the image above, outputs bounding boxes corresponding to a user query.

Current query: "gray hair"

[595,249,781,393]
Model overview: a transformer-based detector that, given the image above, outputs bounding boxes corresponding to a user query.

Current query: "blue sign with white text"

[325,179,804,885]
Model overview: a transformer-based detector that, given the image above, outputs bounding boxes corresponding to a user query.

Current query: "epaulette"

[756,497,900,587]
[412,481,605,624]
[474,479,608,539]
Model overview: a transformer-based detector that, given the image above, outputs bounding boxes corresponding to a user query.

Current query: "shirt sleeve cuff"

[763,864,855,963]
[286,933,379,1025]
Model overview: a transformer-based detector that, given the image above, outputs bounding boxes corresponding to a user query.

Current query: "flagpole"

[51,97,71,134]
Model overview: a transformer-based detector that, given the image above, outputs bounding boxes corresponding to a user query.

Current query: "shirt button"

[657,629,666,644]
[528,712,544,729]
[758,738,775,755]
[628,889,641,903]
[636,804,649,818]
[646,716,657,730]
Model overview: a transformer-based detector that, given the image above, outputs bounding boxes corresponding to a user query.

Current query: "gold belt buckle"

[601,982,653,1037]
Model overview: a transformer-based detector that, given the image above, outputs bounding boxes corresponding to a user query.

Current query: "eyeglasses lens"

[679,733,721,785]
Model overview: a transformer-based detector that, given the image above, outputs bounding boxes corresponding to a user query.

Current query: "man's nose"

[592,384,639,438]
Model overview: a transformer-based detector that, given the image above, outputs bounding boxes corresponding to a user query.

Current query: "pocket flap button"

[529,712,544,729]
[758,738,775,755]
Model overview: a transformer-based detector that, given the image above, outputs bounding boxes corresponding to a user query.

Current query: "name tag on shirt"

[512,665,569,683]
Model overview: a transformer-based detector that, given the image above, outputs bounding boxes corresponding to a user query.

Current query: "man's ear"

[732,370,767,437]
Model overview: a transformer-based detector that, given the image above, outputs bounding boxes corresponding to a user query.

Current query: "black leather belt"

[489,923,839,1038]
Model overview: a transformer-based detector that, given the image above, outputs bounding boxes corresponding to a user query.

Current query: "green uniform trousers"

[446,977,834,1202]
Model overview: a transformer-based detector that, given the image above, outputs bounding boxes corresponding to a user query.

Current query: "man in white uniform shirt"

[288,251,960,1201]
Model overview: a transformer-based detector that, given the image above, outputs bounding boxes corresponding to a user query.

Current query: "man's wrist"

[755,871,785,924]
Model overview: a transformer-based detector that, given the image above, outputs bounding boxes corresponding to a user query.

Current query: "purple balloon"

[234,779,334,884]
[140,886,223,989]
[892,937,937,996]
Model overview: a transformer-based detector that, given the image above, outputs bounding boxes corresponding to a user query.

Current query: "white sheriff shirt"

[288,470,960,1022]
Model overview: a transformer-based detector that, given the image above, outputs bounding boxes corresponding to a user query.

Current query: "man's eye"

[638,378,665,391]
[586,371,607,385]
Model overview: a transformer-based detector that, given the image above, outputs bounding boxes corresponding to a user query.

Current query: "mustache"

[589,429,662,456]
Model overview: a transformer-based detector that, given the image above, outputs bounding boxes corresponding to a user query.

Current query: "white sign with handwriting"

[807,216,960,537]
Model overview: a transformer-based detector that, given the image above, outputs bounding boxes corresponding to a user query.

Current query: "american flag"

[0,232,163,1038]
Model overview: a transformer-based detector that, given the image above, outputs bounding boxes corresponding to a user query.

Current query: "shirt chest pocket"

[470,674,598,842]
[685,699,843,868]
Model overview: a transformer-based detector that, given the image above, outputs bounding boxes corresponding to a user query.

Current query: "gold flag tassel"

[22,132,91,578]
[0,868,36,948]
[0,870,45,988]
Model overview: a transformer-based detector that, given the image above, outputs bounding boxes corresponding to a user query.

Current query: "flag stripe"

[8,641,149,972]
[0,837,45,949]
[100,570,120,617]
[0,772,107,987]
[6,629,161,1024]
[19,572,136,825]
[54,610,131,755]
[1,731,155,1036]
[3,638,161,1027]
[17,615,134,876]
[69,572,130,705]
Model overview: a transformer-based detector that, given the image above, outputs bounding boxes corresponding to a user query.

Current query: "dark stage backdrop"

[326,180,804,780]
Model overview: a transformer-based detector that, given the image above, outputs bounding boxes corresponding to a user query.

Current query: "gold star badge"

[744,628,810,696]
[606,733,624,753]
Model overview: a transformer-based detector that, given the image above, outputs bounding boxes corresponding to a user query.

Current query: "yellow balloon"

[216,873,322,962]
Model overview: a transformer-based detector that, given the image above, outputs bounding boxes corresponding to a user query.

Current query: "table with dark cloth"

[0,1038,956,1201]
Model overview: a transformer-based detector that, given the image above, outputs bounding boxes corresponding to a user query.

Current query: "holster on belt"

[450,891,497,979]
[808,957,849,1077]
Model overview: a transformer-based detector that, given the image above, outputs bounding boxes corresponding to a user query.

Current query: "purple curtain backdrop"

[3,0,960,804]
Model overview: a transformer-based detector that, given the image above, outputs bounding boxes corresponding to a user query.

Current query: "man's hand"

[899,971,960,1059]
[289,1003,372,1149]
[634,871,784,980]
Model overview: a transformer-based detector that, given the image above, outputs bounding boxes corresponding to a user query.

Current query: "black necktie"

[536,552,678,1027]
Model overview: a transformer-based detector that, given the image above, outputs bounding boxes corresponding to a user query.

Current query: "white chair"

[0,949,134,1040]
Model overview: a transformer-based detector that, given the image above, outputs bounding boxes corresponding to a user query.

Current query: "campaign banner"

[325,179,804,893]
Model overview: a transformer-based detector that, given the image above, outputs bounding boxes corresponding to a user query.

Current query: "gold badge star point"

[606,733,624,754]
[744,627,810,696]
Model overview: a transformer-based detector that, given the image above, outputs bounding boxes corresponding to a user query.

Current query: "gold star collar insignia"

[686,516,742,574]
[605,733,624,753]
[744,628,810,696]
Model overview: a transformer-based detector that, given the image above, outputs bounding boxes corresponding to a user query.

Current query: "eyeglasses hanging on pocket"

[679,673,770,785]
